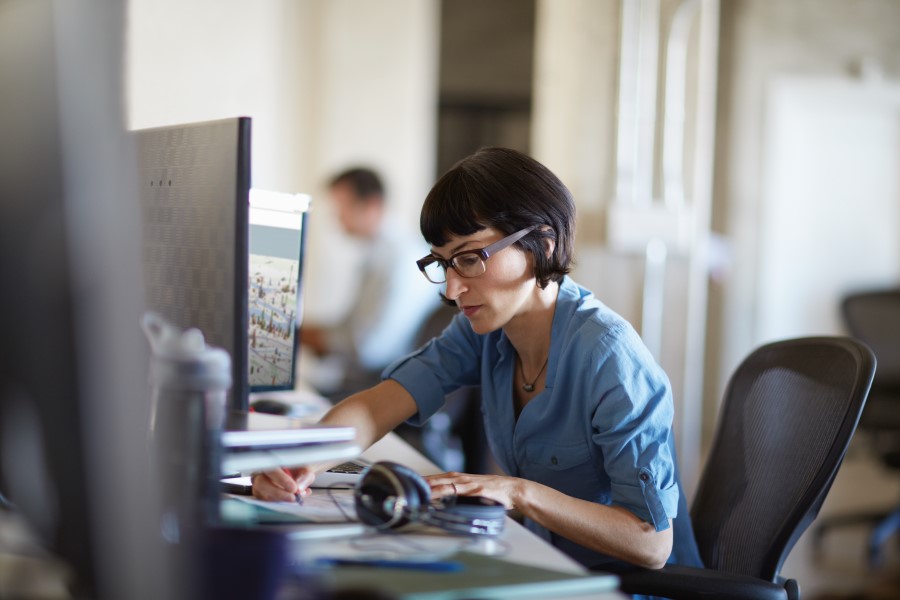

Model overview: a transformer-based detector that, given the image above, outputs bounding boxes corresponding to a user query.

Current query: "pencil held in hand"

[282,467,304,504]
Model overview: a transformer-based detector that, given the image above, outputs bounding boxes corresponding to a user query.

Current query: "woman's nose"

[443,268,467,301]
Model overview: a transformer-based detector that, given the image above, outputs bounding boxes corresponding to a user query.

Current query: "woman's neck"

[504,280,559,369]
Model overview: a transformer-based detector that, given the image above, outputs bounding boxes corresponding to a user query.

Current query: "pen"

[282,467,304,505]
[314,558,464,572]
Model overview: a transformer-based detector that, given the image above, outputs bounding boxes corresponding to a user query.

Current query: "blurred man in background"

[300,168,440,399]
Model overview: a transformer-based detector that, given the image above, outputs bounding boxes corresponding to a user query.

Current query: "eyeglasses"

[416,226,536,284]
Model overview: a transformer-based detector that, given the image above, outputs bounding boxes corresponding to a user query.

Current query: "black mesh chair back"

[691,337,874,581]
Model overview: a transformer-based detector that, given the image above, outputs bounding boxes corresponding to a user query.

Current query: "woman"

[254,147,694,571]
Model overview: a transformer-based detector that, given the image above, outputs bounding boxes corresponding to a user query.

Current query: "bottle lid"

[142,312,231,388]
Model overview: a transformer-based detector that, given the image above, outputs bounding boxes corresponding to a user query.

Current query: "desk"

[241,398,624,599]
[359,433,600,577]
[336,433,624,599]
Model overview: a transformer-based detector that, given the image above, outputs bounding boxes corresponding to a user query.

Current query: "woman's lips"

[461,305,481,318]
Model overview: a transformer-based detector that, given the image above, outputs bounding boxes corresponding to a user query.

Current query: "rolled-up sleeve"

[590,326,678,532]
[382,313,482,426]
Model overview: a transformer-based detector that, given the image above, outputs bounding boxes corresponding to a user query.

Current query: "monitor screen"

[136,117,251,411]
[248,190,310,391]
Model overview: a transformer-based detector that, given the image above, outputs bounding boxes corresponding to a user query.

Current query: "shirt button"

[551,456,558,465]
[639,472,650,482]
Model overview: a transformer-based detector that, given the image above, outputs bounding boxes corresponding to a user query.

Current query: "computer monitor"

[248,190,310,392]
[0,1,164,597]
[137,117,251,411]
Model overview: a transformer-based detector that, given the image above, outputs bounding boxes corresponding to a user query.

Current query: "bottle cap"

[142,312,231,391]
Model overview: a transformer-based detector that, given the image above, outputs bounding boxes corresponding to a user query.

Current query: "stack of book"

[221,411,359,474]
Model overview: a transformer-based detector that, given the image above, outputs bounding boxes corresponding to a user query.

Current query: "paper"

[222,489,358,524]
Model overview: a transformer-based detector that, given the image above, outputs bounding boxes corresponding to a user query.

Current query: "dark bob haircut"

[420,147,575,289]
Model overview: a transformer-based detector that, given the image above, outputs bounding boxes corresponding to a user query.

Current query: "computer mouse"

[250,398,294,416]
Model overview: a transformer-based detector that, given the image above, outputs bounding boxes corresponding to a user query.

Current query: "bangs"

[419,169,487,247]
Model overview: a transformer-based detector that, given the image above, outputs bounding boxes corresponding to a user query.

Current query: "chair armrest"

[616,564,790,600]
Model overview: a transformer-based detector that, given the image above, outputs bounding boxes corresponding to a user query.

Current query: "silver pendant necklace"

[519,354,549,393]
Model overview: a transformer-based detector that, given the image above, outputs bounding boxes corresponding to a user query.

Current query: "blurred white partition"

[757,76,900,344]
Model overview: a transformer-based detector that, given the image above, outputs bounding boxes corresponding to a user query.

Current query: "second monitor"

[248,189,309,392]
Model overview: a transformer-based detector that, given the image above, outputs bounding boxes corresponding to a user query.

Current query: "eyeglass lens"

[422,253,485,283]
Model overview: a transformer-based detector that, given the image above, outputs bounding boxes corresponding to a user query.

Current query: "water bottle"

[142,312,231,597]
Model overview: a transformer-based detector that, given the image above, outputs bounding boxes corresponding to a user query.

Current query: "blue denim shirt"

[383,276,680,567]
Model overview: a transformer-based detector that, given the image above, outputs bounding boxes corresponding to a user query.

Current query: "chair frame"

[619,336,875,600]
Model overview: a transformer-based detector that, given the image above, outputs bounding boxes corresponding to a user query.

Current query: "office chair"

[813,289,900,567]
[617,337,875,600]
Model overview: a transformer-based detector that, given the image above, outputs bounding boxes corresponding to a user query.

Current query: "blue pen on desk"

[315,558,464,572]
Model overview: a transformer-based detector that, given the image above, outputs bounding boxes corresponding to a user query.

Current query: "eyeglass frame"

[415,226,537,284]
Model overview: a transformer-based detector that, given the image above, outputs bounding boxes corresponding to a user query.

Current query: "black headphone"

[353,461,506,536]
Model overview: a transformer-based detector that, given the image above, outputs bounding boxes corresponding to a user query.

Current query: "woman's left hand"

[424,472,526,510]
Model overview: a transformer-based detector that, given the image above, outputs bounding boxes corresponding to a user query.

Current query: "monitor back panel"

[137,117,250,410]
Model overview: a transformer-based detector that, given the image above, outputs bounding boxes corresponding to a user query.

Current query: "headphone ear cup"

[353,461,432,529]
[386,461,431,512]
[353,464,397,528]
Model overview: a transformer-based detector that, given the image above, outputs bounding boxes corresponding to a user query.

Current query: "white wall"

[756,76,900,342]
[126,0,440,323]
[532,0,618,215]
[127,1,293,189]
[300,0,439,323]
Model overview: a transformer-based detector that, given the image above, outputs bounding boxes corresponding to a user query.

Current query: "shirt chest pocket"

[521,440,596,495]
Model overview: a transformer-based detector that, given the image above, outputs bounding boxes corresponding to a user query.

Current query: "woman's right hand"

[251,466,317,502]
[250,380,418,502]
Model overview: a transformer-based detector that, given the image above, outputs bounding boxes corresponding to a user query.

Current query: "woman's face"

[431,227,536,335]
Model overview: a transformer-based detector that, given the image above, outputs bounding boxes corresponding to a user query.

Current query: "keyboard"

[312,458,372,488]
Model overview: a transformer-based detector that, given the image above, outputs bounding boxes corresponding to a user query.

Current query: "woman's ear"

[540,229,555,260]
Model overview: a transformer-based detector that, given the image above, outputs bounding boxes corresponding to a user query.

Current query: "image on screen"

[248,191,309,390]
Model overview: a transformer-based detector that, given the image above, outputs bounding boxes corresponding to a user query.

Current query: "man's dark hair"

[329,167,384,201]
[420,147,575,289]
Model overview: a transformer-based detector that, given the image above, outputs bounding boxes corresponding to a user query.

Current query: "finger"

[427,480,462,498]
[423,473,460,487]
[251,473,298,502]
[268,468,299,493]
[294,469,317,492]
